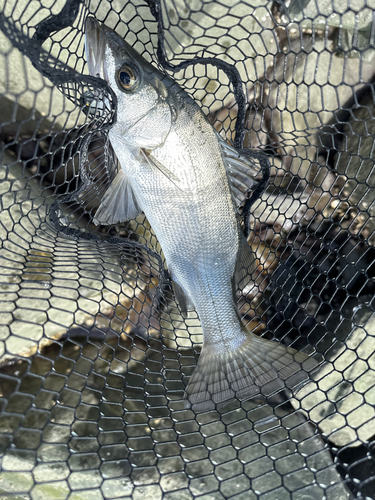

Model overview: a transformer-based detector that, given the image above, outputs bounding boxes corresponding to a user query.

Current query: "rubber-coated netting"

[0,0,374,499]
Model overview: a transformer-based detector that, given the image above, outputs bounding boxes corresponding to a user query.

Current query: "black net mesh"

[0,0,374,498]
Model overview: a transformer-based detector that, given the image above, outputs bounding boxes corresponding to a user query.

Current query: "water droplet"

[59,216,69,226]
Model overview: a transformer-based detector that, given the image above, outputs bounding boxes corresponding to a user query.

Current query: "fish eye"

[116,64,139,92]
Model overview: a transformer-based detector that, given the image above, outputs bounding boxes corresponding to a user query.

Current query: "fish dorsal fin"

[219,138,262,208]
[93,169,142,225]
[171,280,195,317]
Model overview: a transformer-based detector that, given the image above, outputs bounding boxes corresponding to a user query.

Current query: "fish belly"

[123,120,241,345]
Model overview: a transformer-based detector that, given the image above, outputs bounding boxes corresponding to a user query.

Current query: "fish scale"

[85,17,320,412]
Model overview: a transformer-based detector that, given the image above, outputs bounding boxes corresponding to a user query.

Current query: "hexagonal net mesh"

[0,0,374,498]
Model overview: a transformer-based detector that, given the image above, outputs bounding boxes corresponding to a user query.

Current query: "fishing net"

[0,0,374,498]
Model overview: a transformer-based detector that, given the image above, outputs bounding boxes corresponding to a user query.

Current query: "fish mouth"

[83,17,114,120]
[85,17,108,82]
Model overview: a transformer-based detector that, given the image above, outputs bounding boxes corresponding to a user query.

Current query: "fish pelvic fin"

[93,169,142,225]
[184,333,320,412]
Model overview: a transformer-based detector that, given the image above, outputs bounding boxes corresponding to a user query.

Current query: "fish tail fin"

[184,332,319,412]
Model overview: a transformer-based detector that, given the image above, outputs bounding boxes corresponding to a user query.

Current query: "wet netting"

[0,0,374,498]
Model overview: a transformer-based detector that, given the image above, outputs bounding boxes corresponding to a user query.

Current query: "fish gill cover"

[0,0,374,499]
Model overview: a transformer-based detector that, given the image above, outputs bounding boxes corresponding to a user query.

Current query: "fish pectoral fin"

[172,281,195,317]
[219,138,262,208]
[184,332,321,412]
[140,149,184,192]
[93,169,142,225]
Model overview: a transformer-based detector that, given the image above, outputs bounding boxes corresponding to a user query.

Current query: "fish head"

[85,17,174,149]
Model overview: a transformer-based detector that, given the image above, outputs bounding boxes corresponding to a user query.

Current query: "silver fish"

[84,18,318,411]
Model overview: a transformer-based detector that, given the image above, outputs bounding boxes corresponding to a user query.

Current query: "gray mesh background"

[0,0,374,499]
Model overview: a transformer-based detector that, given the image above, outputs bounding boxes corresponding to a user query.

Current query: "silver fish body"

[85,18,317,411]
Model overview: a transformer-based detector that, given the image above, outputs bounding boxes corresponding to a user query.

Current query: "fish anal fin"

[172,280,195,317]
[93,169,142,225]
[184,332,320,412]
[234,234,257,293]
